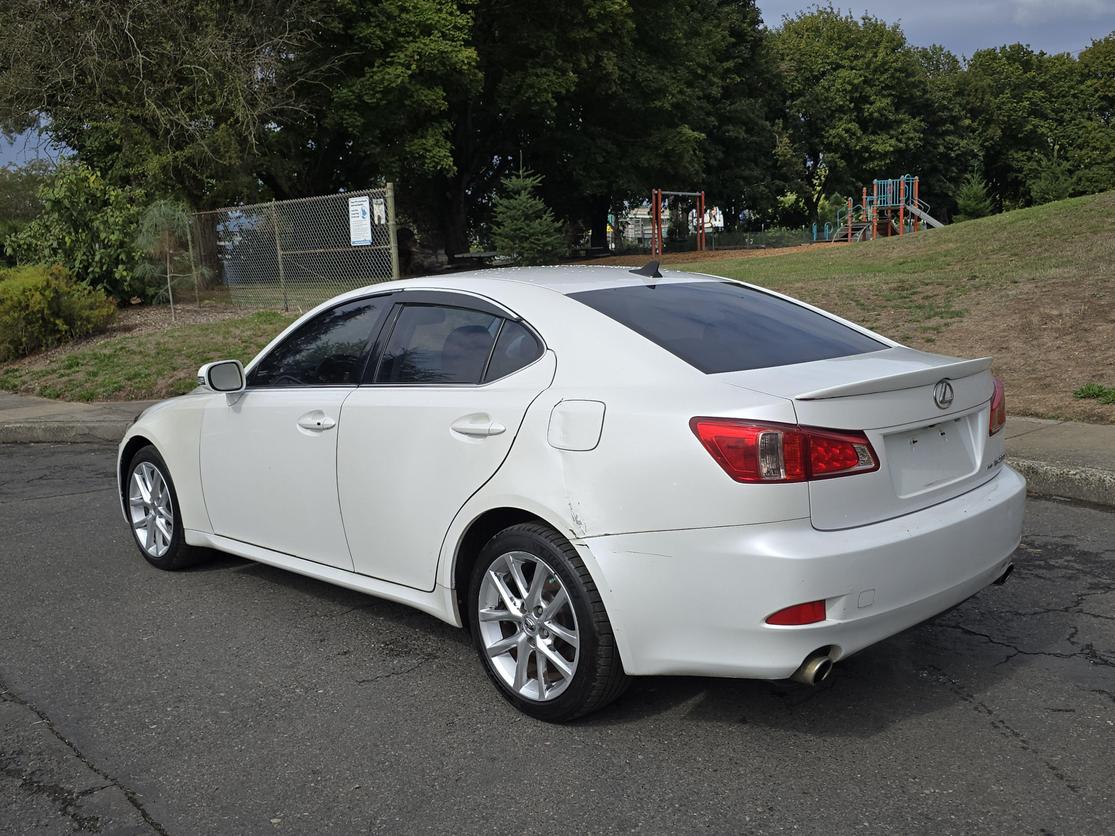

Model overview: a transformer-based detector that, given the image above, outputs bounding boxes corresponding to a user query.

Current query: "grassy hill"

[670,192,1115,422]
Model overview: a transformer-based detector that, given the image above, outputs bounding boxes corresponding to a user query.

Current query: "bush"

[954,171,994,221]
[490,168,566,266]
[0,264,117,361]
[4,161,147,300]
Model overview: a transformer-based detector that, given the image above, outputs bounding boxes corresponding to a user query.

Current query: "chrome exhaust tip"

[791,650,835,686]
[993,563,1014,586]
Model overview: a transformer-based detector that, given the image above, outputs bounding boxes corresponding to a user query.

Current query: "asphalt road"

[1,444,1113,835]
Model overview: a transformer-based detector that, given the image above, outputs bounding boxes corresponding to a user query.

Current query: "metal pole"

[386,182,401,279]
[913,176,920,233]
[847,198,853,243]
[271,201,288,311]
[872,181,878,240]
[698,191,706,251]
[899,178,906,237]
[185,219,201,307]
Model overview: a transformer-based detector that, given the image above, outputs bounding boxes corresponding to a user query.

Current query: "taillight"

[766,600,826,625]
[689,418,879,483]
[988,376,1005,435]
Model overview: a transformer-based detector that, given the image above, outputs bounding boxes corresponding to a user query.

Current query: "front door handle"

[451,414,506,437]
[297,410,337,431]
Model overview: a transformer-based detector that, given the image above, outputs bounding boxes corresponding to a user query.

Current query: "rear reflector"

[989,376,1006,436]
[690,418,879,483]
[766,600,826,625]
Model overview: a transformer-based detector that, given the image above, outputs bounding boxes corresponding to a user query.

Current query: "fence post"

[185,219,201,307]
[270,201,289,311]
[386,182,400,279]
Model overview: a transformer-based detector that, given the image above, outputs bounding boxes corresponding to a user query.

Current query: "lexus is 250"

[118,265,1024,721]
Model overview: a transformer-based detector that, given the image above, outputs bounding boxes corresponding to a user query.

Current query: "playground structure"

[833,175,944,242]
[649,188,707,257]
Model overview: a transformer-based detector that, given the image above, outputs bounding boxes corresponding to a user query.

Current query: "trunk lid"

[717,347,1005,529]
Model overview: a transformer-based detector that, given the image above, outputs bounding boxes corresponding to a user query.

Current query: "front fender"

[117,393,213,534]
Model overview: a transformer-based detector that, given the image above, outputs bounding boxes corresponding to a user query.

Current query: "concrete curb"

[1009,457,1115,509]
[0,421,129,445]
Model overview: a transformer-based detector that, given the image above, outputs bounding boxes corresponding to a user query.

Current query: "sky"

[758,0,1115,57]
[4,2,1114,167]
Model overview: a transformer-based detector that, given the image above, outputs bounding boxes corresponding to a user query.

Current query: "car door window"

[484,320,544,382]
[374,305,500,384]
[249,298,383,387]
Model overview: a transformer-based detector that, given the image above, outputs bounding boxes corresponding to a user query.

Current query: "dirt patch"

[928,272,1115,423]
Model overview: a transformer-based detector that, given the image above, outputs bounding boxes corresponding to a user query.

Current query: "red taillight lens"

[690,418,878,483]
[766,600,826,625]
[989,376,1006,436]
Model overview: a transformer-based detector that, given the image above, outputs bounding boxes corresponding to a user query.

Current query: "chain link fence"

[191,186,399,310]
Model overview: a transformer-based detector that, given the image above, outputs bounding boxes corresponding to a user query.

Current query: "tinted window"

[484,320,544,381]
[249,299,382,386]
[374,305,500,384]
[569,281,884,373]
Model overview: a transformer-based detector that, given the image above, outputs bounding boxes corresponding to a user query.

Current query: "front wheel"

[125,445,206,570]
[468,522,629,721]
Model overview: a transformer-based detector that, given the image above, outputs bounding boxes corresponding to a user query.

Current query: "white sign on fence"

[372,196,387,225]
[348,195,372,246]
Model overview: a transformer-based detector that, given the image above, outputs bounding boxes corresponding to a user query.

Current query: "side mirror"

[197,360,246,393]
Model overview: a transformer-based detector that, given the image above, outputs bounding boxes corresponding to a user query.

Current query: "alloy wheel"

[477,551,580,701]
[129,462,174,558]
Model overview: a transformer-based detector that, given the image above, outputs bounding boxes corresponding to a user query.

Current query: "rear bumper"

[576,465,1026,679]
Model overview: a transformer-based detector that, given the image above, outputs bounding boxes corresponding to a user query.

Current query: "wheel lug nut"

[534,606,543,616]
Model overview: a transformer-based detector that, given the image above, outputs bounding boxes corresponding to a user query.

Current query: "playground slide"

[906,203,945,229]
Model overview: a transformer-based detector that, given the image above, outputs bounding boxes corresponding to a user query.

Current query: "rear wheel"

[468,522,628,721]
[125,446,206,570]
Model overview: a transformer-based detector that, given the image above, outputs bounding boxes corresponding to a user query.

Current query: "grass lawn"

[629,191,1114,423]
[0,310,294,402]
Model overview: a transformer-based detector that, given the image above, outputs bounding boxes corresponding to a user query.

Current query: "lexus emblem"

[933,379,954,410]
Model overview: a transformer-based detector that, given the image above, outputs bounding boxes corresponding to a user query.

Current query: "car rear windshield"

[569,280,885,374]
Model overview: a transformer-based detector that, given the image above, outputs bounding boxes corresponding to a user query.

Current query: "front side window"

[374,305,500,384]
[249,299,382,387]
[569,280,885,373]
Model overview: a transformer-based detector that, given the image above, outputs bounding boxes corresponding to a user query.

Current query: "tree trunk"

[588,194,610,251]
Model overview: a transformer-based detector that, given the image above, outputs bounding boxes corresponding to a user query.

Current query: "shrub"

[954,171,994,221]
[490,168,566,266]
[0,264,117,361]
[4,161,147,300]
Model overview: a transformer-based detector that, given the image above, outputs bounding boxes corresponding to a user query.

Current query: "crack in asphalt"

[923,664,1083,795]
[0,763,111,833]
[935,622,1115,669]
[354,658,430,686]
[0,684,168,835]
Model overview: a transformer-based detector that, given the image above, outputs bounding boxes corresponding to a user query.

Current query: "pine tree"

[490,168,566,266]
[954,171,994,221]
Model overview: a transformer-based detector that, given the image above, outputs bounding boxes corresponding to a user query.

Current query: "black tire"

[124,445,207,570]
[468,522,629,721]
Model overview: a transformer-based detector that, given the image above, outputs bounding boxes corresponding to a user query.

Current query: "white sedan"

[118,264,1025,721]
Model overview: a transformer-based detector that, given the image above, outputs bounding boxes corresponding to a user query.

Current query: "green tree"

[954,170,993,221]
[490,168,566,266]
[0,160,52,265]
[134,200,199,317]
[770,8,947,222]
[6,161,146,300]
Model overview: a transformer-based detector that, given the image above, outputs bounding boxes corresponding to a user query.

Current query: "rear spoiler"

[794,356,992,400]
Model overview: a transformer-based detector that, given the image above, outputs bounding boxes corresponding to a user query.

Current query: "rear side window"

[374,305,500,384]
[249,298,382,386]
[569,280,884,373]
[484,320,543,381]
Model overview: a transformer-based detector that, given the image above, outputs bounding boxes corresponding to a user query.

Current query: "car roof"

[449,264,707,294]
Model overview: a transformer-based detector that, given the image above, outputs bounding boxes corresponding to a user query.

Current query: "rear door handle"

[451,414,506,437]
[297,410,336,431]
